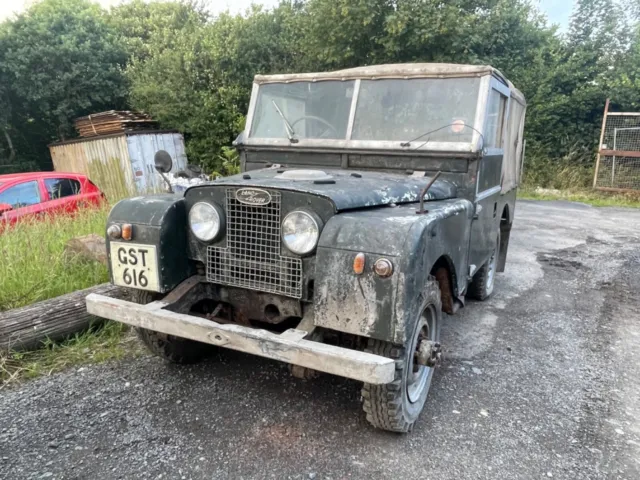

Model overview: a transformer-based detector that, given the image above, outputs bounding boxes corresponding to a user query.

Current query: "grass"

[0,321,145,387]
[518,187,640,208]
[520,146,640,208]
[0,206,111,311]
[0,205,143,387]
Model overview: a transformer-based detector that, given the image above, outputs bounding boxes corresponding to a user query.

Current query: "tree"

[126,22,245,170]
[610,23,640,109]
[1,0,639,183]
[124,3,304,170]
[1,0,128,169]
[294,0,394,69]
[108,0,208,62]
[0,40,15,168]
[524,0,632,157]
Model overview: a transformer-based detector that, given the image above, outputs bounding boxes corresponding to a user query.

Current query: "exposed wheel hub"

[415,339,442,368]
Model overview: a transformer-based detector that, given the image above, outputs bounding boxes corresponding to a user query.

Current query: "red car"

[0,172,104,225]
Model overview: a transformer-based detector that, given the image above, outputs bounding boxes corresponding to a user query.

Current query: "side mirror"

[154,150,173,174]
[0,203,13,215]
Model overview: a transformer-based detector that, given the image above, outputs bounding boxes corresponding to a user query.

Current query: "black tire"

[361,279,442,433]
[467,231,500,301]
[130,289,215,364]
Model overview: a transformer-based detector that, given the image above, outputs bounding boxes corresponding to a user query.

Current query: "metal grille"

[207,189,303,298]
[594,104,640,192]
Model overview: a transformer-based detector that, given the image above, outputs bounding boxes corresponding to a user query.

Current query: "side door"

[42,177,83,214]
[0,180,45,224]
[468,79,510,274]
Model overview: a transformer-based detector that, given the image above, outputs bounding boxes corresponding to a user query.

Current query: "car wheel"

[361,278,442,432]
[130,289,216,364]
[467,231,500,301]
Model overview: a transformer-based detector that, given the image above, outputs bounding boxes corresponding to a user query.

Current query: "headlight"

[189,202,222,242]
[282,211,320,255]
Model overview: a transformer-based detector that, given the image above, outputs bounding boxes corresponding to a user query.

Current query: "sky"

[0,0,575,31]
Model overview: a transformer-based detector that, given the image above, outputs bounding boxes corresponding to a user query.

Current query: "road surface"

[1,200,640,479]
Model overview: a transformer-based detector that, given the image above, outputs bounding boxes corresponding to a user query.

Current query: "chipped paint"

[313,198,474,343]
[189,168,455,211]
[314,246,396,340]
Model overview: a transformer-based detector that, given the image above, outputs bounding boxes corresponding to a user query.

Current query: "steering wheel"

[291,115,338,137]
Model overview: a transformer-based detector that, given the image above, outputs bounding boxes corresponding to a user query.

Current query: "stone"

[64,234,107,265]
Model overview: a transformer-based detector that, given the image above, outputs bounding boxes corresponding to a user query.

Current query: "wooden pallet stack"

[74,110,157,138]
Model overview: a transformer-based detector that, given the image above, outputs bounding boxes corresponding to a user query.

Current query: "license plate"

[109,242,160,292]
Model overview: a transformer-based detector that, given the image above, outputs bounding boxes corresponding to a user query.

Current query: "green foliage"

[522,142,594,190]
[0,0,129,170]
[212,146,241,178]
[524,0,632,165]
[0,321,143,385]
[0,0,639,184]
[125,21,246,171]
[108,0,207,62]
[518,188,640,208]
[122,3,300,171]
[0,206,110,312]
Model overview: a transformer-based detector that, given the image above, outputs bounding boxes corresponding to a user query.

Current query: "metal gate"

[594,99,640,192]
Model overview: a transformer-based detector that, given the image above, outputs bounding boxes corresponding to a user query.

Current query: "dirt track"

[1,200,640,480]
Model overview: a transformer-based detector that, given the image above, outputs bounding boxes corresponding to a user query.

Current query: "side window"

[477,156,503,193]
[45,178,81,200]
[485,90,507,149]
[0,181,41,208]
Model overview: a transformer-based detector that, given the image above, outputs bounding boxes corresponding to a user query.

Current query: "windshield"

[352,78,481,143]
[250,81,355,140]
[249,77,481,145]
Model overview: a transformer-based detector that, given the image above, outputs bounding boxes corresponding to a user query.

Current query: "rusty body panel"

[313,200,473,344]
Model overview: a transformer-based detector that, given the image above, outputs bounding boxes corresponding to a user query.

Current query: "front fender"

[106,194,193,293]
[313,200,473,344]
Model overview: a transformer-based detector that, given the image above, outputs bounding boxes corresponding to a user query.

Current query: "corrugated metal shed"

[49,131,188,201]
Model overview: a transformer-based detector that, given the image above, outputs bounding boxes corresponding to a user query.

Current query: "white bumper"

[86,293,395,384]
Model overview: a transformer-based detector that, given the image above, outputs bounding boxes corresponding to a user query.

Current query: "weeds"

[518,187,640,208]
[520,142,640,207]
[0,206,110,311]
[212,146,241,178]
[0,321,144,387]
[522,142,594,190]
[0,205,141,387]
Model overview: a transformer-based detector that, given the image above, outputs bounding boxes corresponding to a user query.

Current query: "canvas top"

[254,63,525,103]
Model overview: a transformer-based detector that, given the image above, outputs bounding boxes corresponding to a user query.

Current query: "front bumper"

[86,293,395,384]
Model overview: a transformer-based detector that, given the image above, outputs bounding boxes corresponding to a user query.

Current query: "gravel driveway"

[1,200,640,480]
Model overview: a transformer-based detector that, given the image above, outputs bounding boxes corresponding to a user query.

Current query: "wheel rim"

[407,306,437,404]
[486,241,498,292]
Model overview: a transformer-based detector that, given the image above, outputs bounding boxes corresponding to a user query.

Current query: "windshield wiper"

[400,124,452,149]
[271,100,299,143]
[400,123,484,150]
